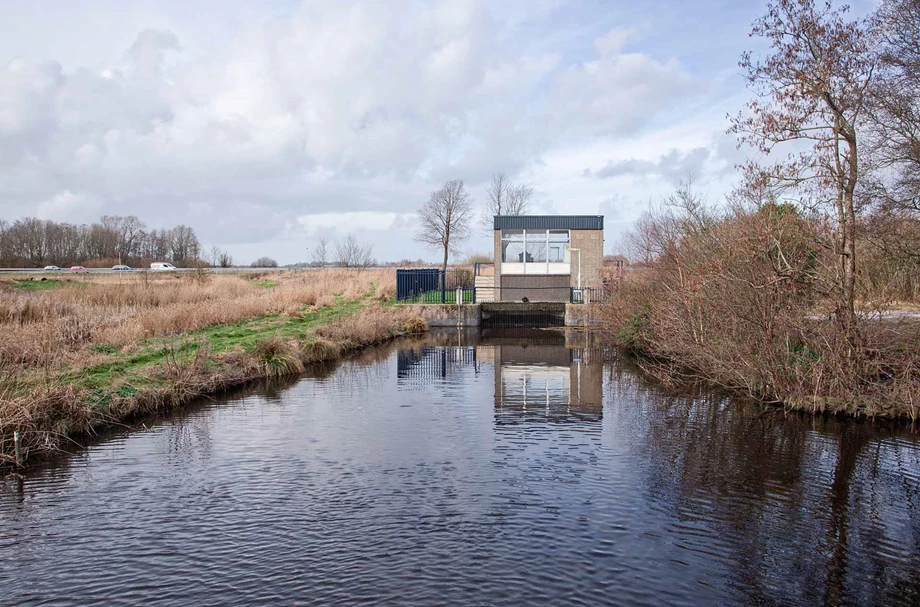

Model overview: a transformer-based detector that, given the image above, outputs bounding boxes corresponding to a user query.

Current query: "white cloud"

[594,28,637,56]
[0,0,745,263]
[296,211,414,233]
[587,147,711,184]
[36,190,102,220]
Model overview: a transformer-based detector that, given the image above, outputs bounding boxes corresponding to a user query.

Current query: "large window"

[501,229,570,268]
[525,231,547,263]
[501,230,524,263]
[548,230,569,263]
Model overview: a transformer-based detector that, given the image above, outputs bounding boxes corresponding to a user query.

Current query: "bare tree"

[868,0,920,214]
[729,0,876,345]
[506,183,534,215]
[311,235,329,267]
[334,233,374,269]
[481,172,533,232]
[251,256,278,268]
[120,216,145,263]
[18,218,48,266]
[209,246,234,268]
[417,179,474,273]
[168,225,200,267]
[0,214,201,268]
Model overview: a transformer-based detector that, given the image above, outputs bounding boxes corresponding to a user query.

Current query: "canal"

[1,329,919,606]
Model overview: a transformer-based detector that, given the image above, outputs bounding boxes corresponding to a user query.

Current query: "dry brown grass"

[0,269,395,366]
[0,268,426,467]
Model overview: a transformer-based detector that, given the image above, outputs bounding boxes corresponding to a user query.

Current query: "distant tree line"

[0,215,201,268]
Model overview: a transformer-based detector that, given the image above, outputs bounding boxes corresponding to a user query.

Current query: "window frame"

[501,228,570,273]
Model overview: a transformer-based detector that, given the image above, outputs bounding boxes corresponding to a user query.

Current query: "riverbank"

[600,271,920,421]
[0,270,426,467]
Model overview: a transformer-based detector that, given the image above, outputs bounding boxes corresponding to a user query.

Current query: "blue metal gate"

[396,268,474,303]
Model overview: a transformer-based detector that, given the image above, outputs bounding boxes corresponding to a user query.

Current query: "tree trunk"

[832,116,860,350]
[843,136,859,348]
[442,244,449,275]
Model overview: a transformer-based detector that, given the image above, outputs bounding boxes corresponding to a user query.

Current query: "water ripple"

[2,335,919,606]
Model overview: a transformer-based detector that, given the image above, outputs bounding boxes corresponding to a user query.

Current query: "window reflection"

[491,343,602,421]
[396,331,602,421]
[501,229,570,264]
[500,229,524,263]
[524,232,547,263]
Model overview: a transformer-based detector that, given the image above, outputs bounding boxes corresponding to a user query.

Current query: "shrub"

[253,338,304,377]
[605,197,920,417]
[251,257,279,268]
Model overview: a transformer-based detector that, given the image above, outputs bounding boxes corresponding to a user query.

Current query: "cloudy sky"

[0,0,872,264]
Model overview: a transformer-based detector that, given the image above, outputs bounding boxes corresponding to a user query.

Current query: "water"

[2,330,919,606]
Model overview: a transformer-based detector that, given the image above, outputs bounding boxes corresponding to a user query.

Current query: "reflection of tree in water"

[623,371,920,606]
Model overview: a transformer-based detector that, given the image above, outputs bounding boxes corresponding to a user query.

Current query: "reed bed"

[0,270,392,365]
[0,269,424,467]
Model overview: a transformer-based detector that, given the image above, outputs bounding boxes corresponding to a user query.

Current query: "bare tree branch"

[417,179,474,272]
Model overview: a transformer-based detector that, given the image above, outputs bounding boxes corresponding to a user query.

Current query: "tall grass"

[0,269,394,366]
[0,269,423,467]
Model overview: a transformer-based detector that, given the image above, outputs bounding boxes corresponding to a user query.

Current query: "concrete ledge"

[402,304,481,327]
[564,304,604,327]
[402,302,603,329]
[481,302,566,313]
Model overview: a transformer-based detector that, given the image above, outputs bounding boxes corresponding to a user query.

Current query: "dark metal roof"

[493,215,604,230]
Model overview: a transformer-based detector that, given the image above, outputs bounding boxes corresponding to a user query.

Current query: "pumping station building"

[395,215,605,328]
[475,215,605,303]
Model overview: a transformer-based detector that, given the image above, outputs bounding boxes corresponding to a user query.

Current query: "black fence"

[570,287,607,304]
[489,286,607,304]
[397,346,479,382]
[396,268,475,304]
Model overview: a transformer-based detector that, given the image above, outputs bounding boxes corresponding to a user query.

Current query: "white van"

[150,262,178,271]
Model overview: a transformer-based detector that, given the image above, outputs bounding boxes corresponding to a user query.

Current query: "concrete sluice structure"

[480,302,567,327]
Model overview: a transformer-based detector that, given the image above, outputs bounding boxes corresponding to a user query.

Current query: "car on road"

[70,265,88,273]
[44,265,61,272]
[112,265,133,271]
[150,262,177,271]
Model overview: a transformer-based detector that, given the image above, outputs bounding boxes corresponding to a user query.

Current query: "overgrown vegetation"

[611,192,920,415]
[605,193,920,419]
[0,269,423,466]
[603,0,920,420]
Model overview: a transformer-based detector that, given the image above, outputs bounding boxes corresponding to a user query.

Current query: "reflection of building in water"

[394,332,603,421]
[491,344,603,421]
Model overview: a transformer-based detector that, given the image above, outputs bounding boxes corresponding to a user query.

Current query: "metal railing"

[396,268,475,304]
[570,286,607,304]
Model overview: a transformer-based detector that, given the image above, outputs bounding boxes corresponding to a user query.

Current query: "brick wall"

[493,229,502,289]
[500,274,570,302]
[569,229,604,289]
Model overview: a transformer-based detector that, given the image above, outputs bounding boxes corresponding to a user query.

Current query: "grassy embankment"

[0,269,425,467]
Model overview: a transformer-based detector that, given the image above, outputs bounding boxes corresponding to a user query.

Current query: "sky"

[0,0,874,264]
